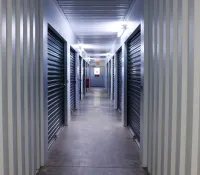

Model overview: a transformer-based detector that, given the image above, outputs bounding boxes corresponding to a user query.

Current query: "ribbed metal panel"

[86,63,88,93]
[109,60,111,97]
[117,48,122,112]
[112,56,115,100]
[83,60,86,95]
[107,61,111,97]
[70,48,76,114]
[107,63,109,93]
[56,0,134,56]
[127,29,141,142]
[48,29,65,144]
[79,56,82,100]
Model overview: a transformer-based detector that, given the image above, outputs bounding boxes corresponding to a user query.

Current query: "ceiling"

[57,0,134,58]
[89,59,105,67]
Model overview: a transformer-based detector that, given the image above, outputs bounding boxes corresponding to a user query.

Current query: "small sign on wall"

[94,67,100,78]
[94,67,100,75]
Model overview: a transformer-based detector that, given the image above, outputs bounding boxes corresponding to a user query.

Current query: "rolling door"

[86,63,88,93]
[87,63,89,92]
[107,61,111,97]
[112,56,114,100]
[79,56,82,100]
[109,60,111,97]
[48,29,65,144]
[107,63,109,93]
[70,48,76,114]
[127,28,141,142]
[117,48,122,112]
[83,60,86,95]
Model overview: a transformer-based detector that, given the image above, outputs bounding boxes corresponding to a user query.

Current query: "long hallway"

[38,88,147,175]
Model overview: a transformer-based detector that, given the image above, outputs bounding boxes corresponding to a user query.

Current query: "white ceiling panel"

[57,0,134,58]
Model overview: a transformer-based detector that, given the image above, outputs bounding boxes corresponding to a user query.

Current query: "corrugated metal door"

[109,60,111,97]
[70,48,76,114]
[112,56,114,100]
[79,56,82,100]
[83,60,86,95]
[107,63,109,93]
[86,63,88,93]
[117,48,122,112]
[107,61,111,97]
[127,28,141,142]
[48,29,65,144]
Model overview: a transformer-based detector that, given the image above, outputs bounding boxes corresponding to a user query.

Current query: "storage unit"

[86,63,88,93]
[117,48,122,112]
[107,60,111,97]
[107,63,109,93]
[109,60,111,97]
[79,56,82,100]
[70,47,76,114]
[47,28,65,144]
[112,56,115,100]
[127,28,141,142]
[83,60,86,95]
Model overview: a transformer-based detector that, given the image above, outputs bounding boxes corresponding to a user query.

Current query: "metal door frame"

[83,60,86,96]
[109,60,111,97]
[114,53,118,110]
[124,23,147,164]
[111,56,114,100]
[75,53,80,109]
[45,24,68,149]
[125,25,142,147]
[70,46,77,114]
[79,56,83,100]
[116,47,122,113]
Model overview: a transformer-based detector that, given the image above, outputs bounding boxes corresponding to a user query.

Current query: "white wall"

[111,0,145,124]
[0,0,42,175]
[42,0,82,163]
[110,0,147,165]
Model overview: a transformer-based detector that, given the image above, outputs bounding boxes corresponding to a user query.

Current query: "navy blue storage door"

[127,27,141,142]
[109,60,111,97]
[86,63,88,93]
[83,60,86,95]
[107,63,109,93]
[47,28,65,144]
[70,48,76,114]
[117,48,122,112]
[112,56,114,100]
[79,56,82,100]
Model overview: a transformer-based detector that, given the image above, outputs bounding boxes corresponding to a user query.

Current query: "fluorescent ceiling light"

[117,23,128,38]
[87,53,108,56]
[76,44,111,50]
[72,21,125,33]
[78,43,85,53]
[88,52,114,57]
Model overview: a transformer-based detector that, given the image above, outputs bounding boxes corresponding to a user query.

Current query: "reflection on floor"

[38,88,147,175]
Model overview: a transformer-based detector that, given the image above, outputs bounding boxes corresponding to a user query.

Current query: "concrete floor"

[38,88,147,175]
